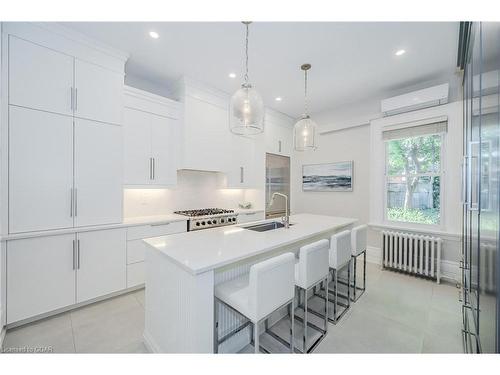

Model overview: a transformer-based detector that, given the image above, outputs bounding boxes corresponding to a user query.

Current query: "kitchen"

[0,2,499,371]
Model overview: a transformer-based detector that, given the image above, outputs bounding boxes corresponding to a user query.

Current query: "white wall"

[291,124,371,225]
[123,169,262,217]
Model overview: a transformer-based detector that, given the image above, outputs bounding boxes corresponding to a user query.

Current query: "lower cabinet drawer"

[127,220,187,240]
[237,211,265,224]
[127,262,145,288]
[127,239,147,264]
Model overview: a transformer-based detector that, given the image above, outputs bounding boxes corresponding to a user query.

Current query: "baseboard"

[365,246,460,284]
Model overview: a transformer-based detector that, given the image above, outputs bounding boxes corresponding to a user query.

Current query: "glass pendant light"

[294,64,318,151]
[230,21,264,135]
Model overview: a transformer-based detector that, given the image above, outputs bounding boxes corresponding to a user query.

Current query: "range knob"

[201,221,206,225]
[221,218,225,223]
[207,220,212,225]
[232,217,236,222]
[196,222,200,226]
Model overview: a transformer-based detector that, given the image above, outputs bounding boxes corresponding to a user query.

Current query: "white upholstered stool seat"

[214,252,296,354]
[292,239,330,353]
[327,230,353,323]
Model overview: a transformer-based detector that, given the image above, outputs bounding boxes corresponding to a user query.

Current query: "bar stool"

[351,225,367,302]
[214,252,296,354]
[294,239,330,353]
[328,230,352,323]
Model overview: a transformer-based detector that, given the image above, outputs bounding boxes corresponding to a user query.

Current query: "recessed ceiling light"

[228,73,237,78]
[275,97,282,102]
[395,49,406,56]
[149,31,159,39]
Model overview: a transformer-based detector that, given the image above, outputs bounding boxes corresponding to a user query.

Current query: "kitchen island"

[142,213,357,353]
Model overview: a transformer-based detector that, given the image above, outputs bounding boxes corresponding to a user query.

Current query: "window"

[384,127,444,226]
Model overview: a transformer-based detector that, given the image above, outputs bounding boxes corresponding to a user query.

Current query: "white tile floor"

[2,262,463,353]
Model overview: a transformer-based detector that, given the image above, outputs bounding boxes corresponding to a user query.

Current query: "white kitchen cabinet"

[76,228,127,303]
[181,94,228,172]
[123,108,151,185]
[74,59,123,125]
[8,106,74,233]
[225,133,258,188]
[151,114,177,185]
[74,118,123,227]
[8,36,74,116]
[6,234,76,324]
[123,87,180,187]
[265,110,294,156]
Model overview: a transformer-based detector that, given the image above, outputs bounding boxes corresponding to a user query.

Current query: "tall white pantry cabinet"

[0,23,129,325]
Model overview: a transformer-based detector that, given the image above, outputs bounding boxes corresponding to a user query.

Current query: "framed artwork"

[302,161,353,192]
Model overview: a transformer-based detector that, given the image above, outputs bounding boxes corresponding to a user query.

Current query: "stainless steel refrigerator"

[460,21,500,353]
[265,153,290,219]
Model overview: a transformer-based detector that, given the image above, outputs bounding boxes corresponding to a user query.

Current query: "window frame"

[383,132,446,230]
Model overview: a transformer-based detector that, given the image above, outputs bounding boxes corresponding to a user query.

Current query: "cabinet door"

[151,113,177,186]
[74,118,122,227]
[9,106,74,233]
[226,134,256,188]
[6,234,76,324]
[74,59,123,125]
[183,96,227,171]
[265,118,293,156]
[123,108,152,185]
[9,36,74,116]
[76,228,126,303]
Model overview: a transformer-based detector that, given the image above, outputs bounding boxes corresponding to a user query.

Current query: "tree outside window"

[385,133,442,225]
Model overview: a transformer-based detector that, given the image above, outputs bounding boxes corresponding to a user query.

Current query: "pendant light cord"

[244,22,249,84]
[304,69,308,116]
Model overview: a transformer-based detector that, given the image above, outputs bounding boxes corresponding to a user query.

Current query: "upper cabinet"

[123,86,181,187]
[8,35,124,125]
[178,88,229,172]
[9,36,74,116]
[74,59,123,125]
[264,109,294,157]
[3,23,128,234]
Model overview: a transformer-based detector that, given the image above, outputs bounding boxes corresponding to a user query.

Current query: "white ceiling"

[62,22,459,118]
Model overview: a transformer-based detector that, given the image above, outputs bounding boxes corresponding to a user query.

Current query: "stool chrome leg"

[351,250,367,302]
[289,301,294,353]
[324,277,328,333]
[347,259,351,309]
[214,298,219,353]
[303,288,308,354]
[254,321,260,354]
[333,269,338,323]
[353,256,357,301]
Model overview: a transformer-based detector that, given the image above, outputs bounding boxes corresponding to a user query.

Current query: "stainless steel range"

[173,208,238,231]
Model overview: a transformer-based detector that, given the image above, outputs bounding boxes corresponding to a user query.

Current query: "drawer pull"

[150,222,171,227]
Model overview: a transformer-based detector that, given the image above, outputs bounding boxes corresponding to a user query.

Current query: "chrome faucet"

[270,192,290,228]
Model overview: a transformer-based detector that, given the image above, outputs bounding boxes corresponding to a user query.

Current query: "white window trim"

[382,132,446,231]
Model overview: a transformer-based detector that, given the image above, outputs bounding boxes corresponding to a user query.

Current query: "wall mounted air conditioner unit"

[381,83,449,116]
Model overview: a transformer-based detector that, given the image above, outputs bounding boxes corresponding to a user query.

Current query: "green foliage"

[387,134,441,176]
[387,207,440,225]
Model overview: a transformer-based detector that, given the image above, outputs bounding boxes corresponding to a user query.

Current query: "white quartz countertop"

[144,213,357,275]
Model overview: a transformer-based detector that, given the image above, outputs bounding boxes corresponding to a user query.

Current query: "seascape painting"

[302,161,353,192]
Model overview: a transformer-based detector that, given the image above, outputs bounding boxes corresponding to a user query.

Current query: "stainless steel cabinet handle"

[461,156,467,205]
[240,167,244,183]
[74,88,78,111]
[72,240,76,270]
[77,239,81,269]
[70,188,74,217]
[70,87,74,111]
[149,158,153,180]
[74,188,78,217]
[152,158,155,180]
[150,222,171,227]
[278,140,282,153]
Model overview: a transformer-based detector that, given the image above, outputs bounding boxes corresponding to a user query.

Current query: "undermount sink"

[242,221,293,232]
